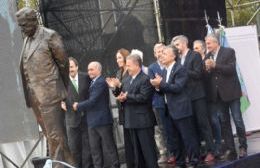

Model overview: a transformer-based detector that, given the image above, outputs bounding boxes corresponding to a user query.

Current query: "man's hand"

[205,59,216,71]
[116,92,128,102]
[61,101,67,112]
[73,102,78,111]
[106,77,115,87]
[106,77,121,88]
[112,78,121,87]
[150,73,162,88]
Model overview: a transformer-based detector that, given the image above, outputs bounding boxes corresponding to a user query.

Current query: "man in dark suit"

[204,34,247,159]
[73,61,119,168]
[150,45,199,167]
[113,54,158,168]
[171,35,215,162]
[148,43,176,164]
[61,57,93,168]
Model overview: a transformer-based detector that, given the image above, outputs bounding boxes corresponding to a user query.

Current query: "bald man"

[73,62,119,168]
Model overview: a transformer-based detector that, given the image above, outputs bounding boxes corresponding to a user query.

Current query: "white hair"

[88,61,102,72]
[131,49,143,62]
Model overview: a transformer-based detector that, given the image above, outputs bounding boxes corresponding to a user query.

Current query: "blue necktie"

[90,80,94,87]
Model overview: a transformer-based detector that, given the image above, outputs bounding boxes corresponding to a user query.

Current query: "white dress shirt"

[165,61,175,103]
[180,50,189,65]
[212,47,220,61]
[166,61,175,83]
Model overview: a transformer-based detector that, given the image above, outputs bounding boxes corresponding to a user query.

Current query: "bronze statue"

[16,7,74,167]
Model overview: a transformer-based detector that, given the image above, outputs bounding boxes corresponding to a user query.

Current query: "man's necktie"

[90,80,94,87]
[130,77,134,84]
[71,79,78,93]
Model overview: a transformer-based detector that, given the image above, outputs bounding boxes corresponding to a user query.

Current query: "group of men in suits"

[17,6,247,168]
[52,35,247,168]
[147,34,248,167]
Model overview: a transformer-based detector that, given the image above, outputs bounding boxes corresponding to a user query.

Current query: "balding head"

[16,7,38,37]
[16,7,37,20]
[88,61,102,79]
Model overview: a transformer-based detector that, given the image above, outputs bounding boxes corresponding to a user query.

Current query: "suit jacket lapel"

[168,63,178,82]
[19,37,29,69]
[27,28,43,61]
[90,76,102,88]
[122,76,131,93]
[162,69,167,82]
[78,74,83,94]
[155,62,164,76]
[183,50,191,67]
[125,72,141,93]
[127,74,139,93]
[216,47,223,63]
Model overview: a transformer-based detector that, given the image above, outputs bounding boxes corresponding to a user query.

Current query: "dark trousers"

[66,119,93,168]
[165,106,200,166]
[156,108,178,156]
[209,98,245,154]
[153,108,167,155]
[125,127,159,168]
[88,125,119,168]
[124,128,135,168]
[209,101,223,151]
[228,99,247,149]
[192,98,215,153]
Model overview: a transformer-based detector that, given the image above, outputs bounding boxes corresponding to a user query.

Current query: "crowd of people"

[64,34,247,168]
[16,7,248,168]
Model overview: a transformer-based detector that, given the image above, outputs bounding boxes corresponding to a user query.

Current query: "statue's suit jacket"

[19,26,75,165]
[19,26,69,108]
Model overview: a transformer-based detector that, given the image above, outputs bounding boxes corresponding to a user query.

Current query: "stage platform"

[120,131,260,168]
[159,131,260,168]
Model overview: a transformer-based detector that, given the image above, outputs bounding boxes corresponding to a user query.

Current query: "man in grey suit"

[16,7,74,167]
[61,57,93,168]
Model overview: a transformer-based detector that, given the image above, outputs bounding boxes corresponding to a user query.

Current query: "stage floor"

[120,131,260,168]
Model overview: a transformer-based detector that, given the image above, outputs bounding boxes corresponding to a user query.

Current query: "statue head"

[16,7,38,37]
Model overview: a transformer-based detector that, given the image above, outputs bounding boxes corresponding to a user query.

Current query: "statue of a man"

[16,7,74,167]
